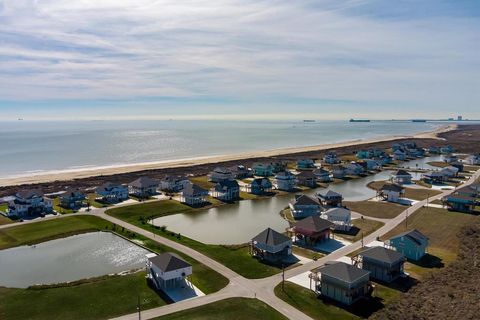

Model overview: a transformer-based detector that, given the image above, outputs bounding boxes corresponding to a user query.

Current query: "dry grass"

[336,218,384,242]
[345,200,407,219]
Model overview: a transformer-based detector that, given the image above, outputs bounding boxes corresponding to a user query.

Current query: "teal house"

[252,162,274,177]
[356,150,371,159]
[388,229,428,261]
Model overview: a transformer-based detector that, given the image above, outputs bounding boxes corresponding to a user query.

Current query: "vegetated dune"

[371,219,480,320]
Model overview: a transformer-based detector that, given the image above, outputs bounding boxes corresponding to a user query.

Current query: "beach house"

[427,146,440,154]
[96,182,129,203]
[297,158,316,170]
[391,169,412,185]
[7,189,53,217]
[332,165,347,179]
[159,175,190,192]
[440,145,454,154]
[180,182,209,206]
[208,167,234,183]
[271,161,287,173]
[363,159,382,171]
[289,194,323,219]
[274,171,297,191]
[345,162,365,176]
[465,154,480,165]
[323,151,340,164]
[378,184,405,202]
[252,162,274,177]
[290,215,333,245]
[444,154,459,164]
[354,247,405,283]
[310,262,371,305]
[321,207,352,231]
[313,168,331,182]
[442,166,459,178]
[422,171,448,184]
[250,228,292,262]
[246,178,273,195]
[393,150,407,161]
[356,150,371,160]
[317,190,343,207]
[59,188,86,209]
[128,176,159,198]
[146,253,192,290]
[210,179,240,202]
[442,193,479,212]
[296,171,317,188]
[388,230,428,261]
[230,165,252,179]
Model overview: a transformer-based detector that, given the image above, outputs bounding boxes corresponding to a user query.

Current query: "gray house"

[128,176,159,198]
[180,182,209,206]
[355,247,405,283]
[311,261,371,305]
[250,228,292,262]
[210,179,240,202]
[289,194,323,219]
[247,178,273,195]
[59,188,86,209]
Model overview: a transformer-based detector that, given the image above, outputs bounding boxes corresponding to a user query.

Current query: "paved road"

[1,169,478,320]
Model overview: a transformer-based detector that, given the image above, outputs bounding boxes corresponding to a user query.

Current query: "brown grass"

[345,201,407,219]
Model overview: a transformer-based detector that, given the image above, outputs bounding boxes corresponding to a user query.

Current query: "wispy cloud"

[0,0,479,119]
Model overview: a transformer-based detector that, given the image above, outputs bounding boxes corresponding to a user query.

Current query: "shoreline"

[0,124,456,188]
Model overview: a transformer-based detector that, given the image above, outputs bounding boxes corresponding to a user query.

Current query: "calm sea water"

[0,120,440,177]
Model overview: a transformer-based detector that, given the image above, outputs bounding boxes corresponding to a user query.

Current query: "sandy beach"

[0,124,457,188]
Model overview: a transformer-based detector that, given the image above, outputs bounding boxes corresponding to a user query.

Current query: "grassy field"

[189,175,215,189]
[0,272,166,320]
[0,204,13,225]
[381,207,478,277]
[345,201,407,219]
[152,298,288,320]
[87,193,111,208]
[336,218,384,242]
[274,282,400,320]
[106,201,286,279]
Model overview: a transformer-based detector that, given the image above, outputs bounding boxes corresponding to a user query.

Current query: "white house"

[442,166,459,178]
[289,194,323,219]
[465,154,480,165]
[345,162,364,176]
[391,169,412,185]
[313,168,331,182]
[393,150,407,161]
[96,182,129,203]
[379,184,405,202]
[208,167,234,183]
[146,252,192,290]
[209,179,240,201]
[274,171,297,191]
[323,152,340,164]
[159,175,190,192]
[128,176,159,198]
[180,182,209,206]
[7,189,53,217]
[321,207,352,231]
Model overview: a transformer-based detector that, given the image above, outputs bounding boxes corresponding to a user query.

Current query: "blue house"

[252,163,274,177]
[388,229,428,261]
[356,150,371,159]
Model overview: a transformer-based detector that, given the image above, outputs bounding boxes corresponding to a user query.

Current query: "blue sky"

[0,0,479,120]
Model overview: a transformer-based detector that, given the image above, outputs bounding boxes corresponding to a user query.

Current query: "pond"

[0,232,150,288]
[399,155,444,171]
[152,157,439,245]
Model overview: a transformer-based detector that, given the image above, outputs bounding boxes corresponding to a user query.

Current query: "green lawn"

[336,218,385,242]
[0,204,13,226]
[152,298,288,320]
[0,272,166,320]
[189,175,215,189]
[52,198,76,214]
[106,201,286,279]
[275,282,401,320]
[345,201,407,219]
[87,193,111,208]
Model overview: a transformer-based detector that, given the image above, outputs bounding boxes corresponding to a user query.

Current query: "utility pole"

[137,295,141,320]
[282,264,285,292]
[361,232,364,248]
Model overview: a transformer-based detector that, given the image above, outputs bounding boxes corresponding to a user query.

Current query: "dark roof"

[381,184,404,192]
[16,189,44,199]
[394,169,411,176]
[296,171,316,179]
[212,167,232,174]
[183,182,208,196]
[251,228,291,246]
[294,215,333,232]
[390,229,428,246]
[293,194,320,206]
[318,190,342,199]
[313,168,329,175]
[444,194,477,202]
[316,261,370,283]
[129,176,158,188]
[214,179,239,191]
[149,253,191,272]
[359,246,404,264]
[250,178,272,187]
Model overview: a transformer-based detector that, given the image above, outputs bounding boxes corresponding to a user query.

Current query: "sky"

[0,0,479,120]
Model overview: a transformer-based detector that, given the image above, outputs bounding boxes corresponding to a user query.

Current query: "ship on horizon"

[349,119,370,122]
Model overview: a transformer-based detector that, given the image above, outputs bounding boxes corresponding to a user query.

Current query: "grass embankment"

[274,282,400,320]
[336,218,384,242]
[107,200,285,279]
[345,201,406,219]
[0,215,228,320]
[152,298,288,320]
[381,207,478,278]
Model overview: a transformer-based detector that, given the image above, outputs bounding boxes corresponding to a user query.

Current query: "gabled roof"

[296,171,316,179]
[390,229,428,246]
[60,188,85,198]
[250,178,272,187]
[129,176,158,188]
[313,168,329,175]
[394,169,411,177]
[214,179,239,191]
[212,167,232,174]
[251,228,291,246]
[324,207,351,217]
[149,253,191,272]
[318,190,343,199]
[294,215,333,232]
[316,261,369,283]
[359,246,404,264]
[183,182,208,196]
[275,170,295,178]
[381,184,404,192]
[16,189,44,199]
[293,194,320,206]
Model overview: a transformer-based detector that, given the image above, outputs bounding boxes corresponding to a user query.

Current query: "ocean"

[0,120,441,178]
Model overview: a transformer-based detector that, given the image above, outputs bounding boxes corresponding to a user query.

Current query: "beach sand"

[0,124,456,187]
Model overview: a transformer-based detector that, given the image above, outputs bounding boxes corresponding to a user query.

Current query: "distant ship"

[349,119,370,122]
[412,119,427,122]
[303,120,315,122]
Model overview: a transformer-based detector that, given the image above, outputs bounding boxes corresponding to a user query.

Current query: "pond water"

[152,157,438,245]
[0,232,150,288]
[399,155,444,171]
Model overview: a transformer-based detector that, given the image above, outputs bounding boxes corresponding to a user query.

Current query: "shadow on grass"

[409,253,444,269]
[334,226,360,237]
